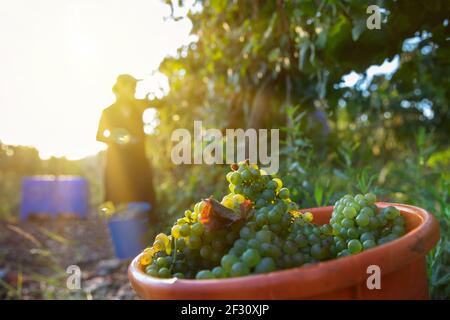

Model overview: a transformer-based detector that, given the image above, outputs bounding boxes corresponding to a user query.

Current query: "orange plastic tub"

[128,202,440,299]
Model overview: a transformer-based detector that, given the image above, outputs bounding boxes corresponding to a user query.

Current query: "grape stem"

[169,236,177,273]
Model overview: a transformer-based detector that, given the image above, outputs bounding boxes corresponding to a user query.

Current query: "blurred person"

[97,74,157,223]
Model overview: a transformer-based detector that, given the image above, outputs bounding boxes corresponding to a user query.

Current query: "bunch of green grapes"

[226,161,298,212]
[287,214,335,263]
[193,162,337,279]
[194,209,336,279]
[141,200,241,279]
[329,193,406,257]
[140,160,407,280]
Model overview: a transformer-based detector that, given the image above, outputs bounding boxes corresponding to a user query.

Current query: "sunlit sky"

[0,0,193,159]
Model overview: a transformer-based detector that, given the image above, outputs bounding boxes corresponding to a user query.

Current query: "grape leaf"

[200,198,252,231]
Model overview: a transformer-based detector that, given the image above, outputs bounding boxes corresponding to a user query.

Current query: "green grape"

[357,198,368,207]
[311,244,328,260]
[302,212,313,222]
[184,210,192,219]
[153,239,165,252]
[362,239,376,250]
[341,218,354,228]
[348,239,362,254]
[385,234,398,242]
[176,238,186,250]
[364,193,377,204]
[233,193,245,203]
[391,225,405,236]
[256,230,272,243]
[243,187,253,199]
[258,241,269,254]
[146,266,159,277]
[335,240,346,251]
[191,222,204,236]
[226,171,233,183]
[253,257,275,273]
[174,260,187,272]
[239,226,253,239]
[255,212,268,226]
[212,266,225,278]
[360,232,374,243]
[369,216,378,229]
[171,225,181,238]
[268,209,282,224]
[312,227,321,236]
[228,247,238,256]
[233,239,248,255]
[173,272,184,279]
[221,254,239,271]
[255,198,267,209]
[267,244,282,259]
[234,184,243,195]
[278,188,290,199]
[343,207,357,219]
[360,207,374,217]
[221,197,234,209]
[338,227,348,237]
[287,202,299,211]
[187,235,201,249]
[347,227,359,239]
[179,224,191,237]
[158,267,171,278]
[337,249,351,257]
[242,248,261,267]
[196,270,214,280]
[331,223,341,231]
[295,234,308,248]
[320,224,333,236]
[176,218,185,225]
[262,189,276,201]
[269,223,283,234]
[241,169,252,182]
[348,203,361,213]
[200,245,213,260]
[230,171,242,185]
[249,167,260,178]
[156,257,170,268]
[230,262,250,277]
[282,240,297,255]
[266,180,277,190]
[247,238,261,250]
[356,212,370,227]
[272,178,283,190]
[383,206,400,220]
[307,234,320,244]
[377,215,388,227]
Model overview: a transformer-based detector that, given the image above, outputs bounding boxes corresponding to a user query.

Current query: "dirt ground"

[0,213,140,300]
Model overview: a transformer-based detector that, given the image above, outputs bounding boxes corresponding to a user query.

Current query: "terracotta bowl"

[128,202,440,299]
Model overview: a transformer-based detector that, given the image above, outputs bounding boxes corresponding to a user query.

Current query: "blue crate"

[54,177,88,218]
[107,202,151,260]
[20,176,89,220]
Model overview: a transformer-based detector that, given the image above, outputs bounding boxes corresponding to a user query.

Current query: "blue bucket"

[107,202,151,260]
